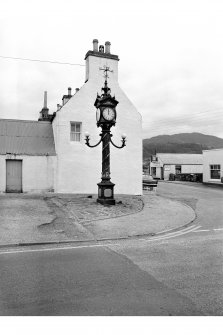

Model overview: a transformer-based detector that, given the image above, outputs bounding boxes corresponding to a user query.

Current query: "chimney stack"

[38,91,49,121]
[62,87,72,105]
[93,39,99,52]
[105,41,111,54]
[84,39,119,82]
[44,91,47,108]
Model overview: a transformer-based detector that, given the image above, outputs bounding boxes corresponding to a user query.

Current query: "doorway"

[6,160,22,193]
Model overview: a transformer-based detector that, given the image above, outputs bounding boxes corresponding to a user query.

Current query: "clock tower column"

[95,75,119,205]
[97,122,115,205]
[85,69,126,205]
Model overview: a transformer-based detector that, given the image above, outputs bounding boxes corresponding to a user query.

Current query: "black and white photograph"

[0,0,223,333]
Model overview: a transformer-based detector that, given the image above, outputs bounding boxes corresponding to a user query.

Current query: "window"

[151,167,156,177]
[210,165,221,179]
[70,122,82,142]
[164,165,171,171]
[175,165,181,174]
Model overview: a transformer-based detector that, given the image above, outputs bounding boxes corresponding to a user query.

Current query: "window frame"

[175,165,182,174]
[210,164,221,180]
[151,167,156,177]
[70,122,82,142]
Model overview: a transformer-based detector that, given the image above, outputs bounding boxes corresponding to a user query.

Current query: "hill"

[143,132,223,160]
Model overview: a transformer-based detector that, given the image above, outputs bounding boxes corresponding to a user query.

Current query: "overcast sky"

[1,0,223,139]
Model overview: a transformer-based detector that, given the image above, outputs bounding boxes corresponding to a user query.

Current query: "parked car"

[142,173,158,190]
[172,173,203,182]
[169,173,175,181]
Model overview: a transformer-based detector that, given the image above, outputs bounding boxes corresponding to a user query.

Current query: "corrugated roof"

[157,153,203,165]
[0,119,56,156]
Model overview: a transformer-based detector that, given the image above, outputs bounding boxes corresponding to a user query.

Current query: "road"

[0,182,222,315]
[109,182,223,315]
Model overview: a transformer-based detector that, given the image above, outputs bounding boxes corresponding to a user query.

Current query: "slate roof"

[157,153,203,165]
[0,119,56,156]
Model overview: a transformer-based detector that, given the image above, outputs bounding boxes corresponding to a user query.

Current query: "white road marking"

[0,224,216,256]
[213,228,223,231]
[137,225,202,242]
[194,229,210,232]
[0,244,108,255]
[0,227,198,255]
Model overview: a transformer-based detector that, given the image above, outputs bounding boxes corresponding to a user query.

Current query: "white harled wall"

[0,155,55,193]
[163,164,203,180]
[53,46,142,194]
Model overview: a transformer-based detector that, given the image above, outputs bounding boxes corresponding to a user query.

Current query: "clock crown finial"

[99,65,113,97]
[101,79,111,97]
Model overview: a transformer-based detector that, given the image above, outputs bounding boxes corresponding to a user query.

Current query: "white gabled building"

[0,40,142,195]
[149,153,203,180]
[203,148,223,184]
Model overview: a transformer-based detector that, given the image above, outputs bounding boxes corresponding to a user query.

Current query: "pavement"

[0,185,196,247]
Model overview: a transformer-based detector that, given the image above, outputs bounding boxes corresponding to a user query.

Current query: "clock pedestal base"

[97,181,116,205]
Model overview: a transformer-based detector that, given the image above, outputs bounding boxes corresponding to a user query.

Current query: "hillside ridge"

[143,132,223,159]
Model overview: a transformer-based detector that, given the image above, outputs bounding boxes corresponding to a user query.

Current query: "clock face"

[102,107,115,121]
[96,109,100,122]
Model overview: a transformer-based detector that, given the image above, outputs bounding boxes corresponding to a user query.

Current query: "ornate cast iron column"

[85,67,126,205]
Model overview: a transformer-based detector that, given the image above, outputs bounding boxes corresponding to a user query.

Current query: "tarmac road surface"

[109,182,223,315]
[0,182,222,315]
[0,243,200,316]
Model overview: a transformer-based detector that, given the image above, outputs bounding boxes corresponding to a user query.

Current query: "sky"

[1,0,223,139]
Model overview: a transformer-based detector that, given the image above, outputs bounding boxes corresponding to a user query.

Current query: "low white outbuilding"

[149,153,203,180]
[0,120,56,193]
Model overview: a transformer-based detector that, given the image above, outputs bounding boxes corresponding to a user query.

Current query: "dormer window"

[70,122,82,142]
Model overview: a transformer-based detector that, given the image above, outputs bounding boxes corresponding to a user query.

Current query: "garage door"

[6,160,22,193]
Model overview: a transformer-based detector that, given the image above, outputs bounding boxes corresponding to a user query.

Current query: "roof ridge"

[0,119,51,124]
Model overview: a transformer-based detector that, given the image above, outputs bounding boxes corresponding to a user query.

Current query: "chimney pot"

[68,87,72,96]
[75,88,79,93]
[99,45,104,53]
[93,39,99,52]
[105,41,111,54]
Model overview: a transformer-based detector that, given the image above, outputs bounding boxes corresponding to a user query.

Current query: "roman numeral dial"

[102,107,115,121]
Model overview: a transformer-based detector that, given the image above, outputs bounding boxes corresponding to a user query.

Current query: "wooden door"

[6,160,22,193]
[161,167,164,180]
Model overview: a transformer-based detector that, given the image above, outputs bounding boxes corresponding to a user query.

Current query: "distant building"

[149,153,203,180]
[203,148,223,184]
[0,40,142,194]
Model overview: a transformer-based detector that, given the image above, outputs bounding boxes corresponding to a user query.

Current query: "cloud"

[125,65,223,139]
[1,0,223,141]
